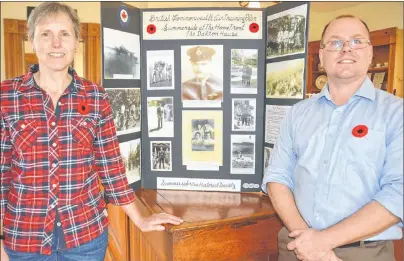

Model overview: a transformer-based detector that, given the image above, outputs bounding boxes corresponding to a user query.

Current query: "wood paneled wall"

[80,23,101,85]
[4,19,25,79]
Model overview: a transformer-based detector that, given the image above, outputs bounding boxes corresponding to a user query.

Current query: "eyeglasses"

[321,38,371,52]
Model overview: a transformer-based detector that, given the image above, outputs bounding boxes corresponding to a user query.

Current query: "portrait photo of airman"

[181,45,223,101]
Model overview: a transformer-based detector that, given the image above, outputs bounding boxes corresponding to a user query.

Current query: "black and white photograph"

[150,141,172,171]
[106,88,141,135]
[191,119,215,151]
[232,98,256,132]
[147,50,174,90]
[147,97,174,137]
[103,27,140,79]
[263,147,272,175]
[231,135,256,174]
[181,45,223,107]
[266,59,305,99]
[266,4,307,59]
[119,139,141,184]
[230,49,258,94]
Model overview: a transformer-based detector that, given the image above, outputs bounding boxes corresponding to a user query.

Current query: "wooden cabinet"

[105,203,131,261]
[127,189,282,261]
[306,27,403,98]
[110,190,403,261]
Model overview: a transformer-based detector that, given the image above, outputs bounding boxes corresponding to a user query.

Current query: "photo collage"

[264,3,309,176]
[100,2,309,192]
[146,44,261,174]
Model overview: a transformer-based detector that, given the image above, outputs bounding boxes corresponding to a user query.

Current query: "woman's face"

[31,12,78,73]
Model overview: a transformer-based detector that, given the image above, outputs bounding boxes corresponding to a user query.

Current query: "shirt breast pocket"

[10,119,39,154]
[71,118,97,150]
[345,127,385,167]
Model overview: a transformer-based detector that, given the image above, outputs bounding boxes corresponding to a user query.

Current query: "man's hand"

[287,228,333,261]
[135,212,183,232]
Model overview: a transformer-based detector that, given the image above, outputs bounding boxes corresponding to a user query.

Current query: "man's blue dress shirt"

[262,77,403,241]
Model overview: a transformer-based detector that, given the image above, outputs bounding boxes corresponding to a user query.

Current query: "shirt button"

[57,222,61,227]
[51,122,56,126]
[21,124,26,129]
[58,102,62,106]
[52,142,57,147]
[82,122,87,126]
[52,184,57,188]
[52,163,57,168]
[50,204,55,209]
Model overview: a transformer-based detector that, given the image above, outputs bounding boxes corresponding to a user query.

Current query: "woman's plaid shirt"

[0,65,135,255]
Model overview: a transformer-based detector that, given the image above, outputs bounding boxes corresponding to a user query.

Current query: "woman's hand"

[136,212,183,232]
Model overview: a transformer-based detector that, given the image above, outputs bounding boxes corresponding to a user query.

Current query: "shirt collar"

[316,76,375,103]
[18,64,86,93]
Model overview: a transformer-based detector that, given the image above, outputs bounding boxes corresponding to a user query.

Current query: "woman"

[0,3,182,261]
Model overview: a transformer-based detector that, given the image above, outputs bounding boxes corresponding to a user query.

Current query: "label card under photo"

[157,177,241,192]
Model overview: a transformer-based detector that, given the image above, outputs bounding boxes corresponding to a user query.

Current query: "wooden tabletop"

[135,189,279,233]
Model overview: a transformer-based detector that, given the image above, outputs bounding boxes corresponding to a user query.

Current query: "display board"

[101,2,142,191]
[101,2,310,192]
[264,2,310,176]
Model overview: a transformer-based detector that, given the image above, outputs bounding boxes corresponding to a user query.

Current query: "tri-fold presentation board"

[100,2,310,192]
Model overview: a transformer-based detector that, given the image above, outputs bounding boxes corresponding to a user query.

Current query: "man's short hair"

[320,14,370,45]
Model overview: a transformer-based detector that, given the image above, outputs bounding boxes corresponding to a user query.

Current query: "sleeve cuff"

[261,173,294,194]
[105,191,136,206]
[373,192,403,223]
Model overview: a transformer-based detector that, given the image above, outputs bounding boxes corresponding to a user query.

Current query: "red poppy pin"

[352,125,368,138]
[78,100,89,115]
[147,24,156,34]
[249,23,259,33]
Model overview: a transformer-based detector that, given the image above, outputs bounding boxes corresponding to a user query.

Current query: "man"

[182,46,223,100]
[156,103,164,129]
[241,102,251,126]
[242,64,252,87]
[262,15,402,261]
[158,147,166,169]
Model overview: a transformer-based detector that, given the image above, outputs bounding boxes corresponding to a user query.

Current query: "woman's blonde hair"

[27,2,81,41]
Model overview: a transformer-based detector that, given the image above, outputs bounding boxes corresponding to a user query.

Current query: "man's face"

[319,18,373,81]
[192,60,212,80]
[31,12,78,72]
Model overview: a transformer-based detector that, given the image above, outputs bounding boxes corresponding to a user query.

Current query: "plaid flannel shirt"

[0,65,135,255]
